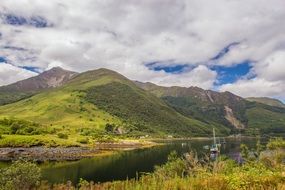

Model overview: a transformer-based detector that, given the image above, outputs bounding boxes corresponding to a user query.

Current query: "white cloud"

[0,0,285,97]
[0,64,37,86]
[220,78,284,98]
[255,51,285,81]
[220,51,285,98]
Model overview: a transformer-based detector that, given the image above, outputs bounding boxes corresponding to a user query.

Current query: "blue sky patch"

[145,61,189,73]
[0,57,7,63]
[3,46,27,51]
[4,14,27,26]
[20,66,41,73]
[211,61,252,85]
[3,14,50,28]
[29,16,49,28]
[146,59,252,86]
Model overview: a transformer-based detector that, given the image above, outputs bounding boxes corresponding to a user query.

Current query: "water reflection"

[41,138,260,184]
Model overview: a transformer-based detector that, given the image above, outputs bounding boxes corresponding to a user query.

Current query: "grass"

[246,106,285,134]
[0,90,120,128]
[0,135,80,147]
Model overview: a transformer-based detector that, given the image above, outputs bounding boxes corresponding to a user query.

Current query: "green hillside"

[0,91,34,106]
[245,102,285,135]
[247,97,285,108]
[136,82,285,136]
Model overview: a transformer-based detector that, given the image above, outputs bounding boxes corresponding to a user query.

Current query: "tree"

[105,123,115,132]
[0,160,41,190]
[10,122,21,134]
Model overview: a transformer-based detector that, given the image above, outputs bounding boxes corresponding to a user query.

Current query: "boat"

[210,128,220,160]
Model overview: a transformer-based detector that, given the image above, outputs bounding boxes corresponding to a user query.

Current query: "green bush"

[0,118,46,135]
[105,123,116,133]
[0,136,45,147]
[77,137,89,144]
[154,151,187,179]
[0,160,41,190]
[267,138,285,150]
[96,135,116,143]
[57,133,68,139]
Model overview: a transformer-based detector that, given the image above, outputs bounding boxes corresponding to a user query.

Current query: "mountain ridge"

[0,67,284,137]
[0,67,78,105]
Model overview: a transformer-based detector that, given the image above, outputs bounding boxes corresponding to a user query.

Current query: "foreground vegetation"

[0,138,284,190]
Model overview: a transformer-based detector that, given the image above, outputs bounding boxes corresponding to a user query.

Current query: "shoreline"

[0,136,263,161]
[0,140,158,161]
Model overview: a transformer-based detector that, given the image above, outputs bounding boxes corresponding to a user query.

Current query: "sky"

[0,0,285,101]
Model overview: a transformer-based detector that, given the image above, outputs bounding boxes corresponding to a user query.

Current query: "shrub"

[154,151,187,179]
[57,133,68,139]
[267,138,285,150]
[77,137,89,144]
[0,118,46,135]
[0,136,45,147]
[105,123,116,133]
[0,160,41,190]
[96,135,116,143]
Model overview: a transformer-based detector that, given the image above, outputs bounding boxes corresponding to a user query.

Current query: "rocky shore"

[0,141,156,161]
[0,147,101,161]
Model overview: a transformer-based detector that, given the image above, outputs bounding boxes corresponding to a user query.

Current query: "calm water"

[40,138,262,184]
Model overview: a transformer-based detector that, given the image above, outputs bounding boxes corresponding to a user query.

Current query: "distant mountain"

[247,97,285,108]
[0,68,284,137]
[0,67,78,105]
[135,81,285,135]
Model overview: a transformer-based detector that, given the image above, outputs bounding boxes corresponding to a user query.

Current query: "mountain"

[0,68,284,137]
[0,68,220,137]
[0,67,78,105]
[247,97,285,108]
[135,81,285,135]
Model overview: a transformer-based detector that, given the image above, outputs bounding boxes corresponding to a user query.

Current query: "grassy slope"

[247,97,285,108]
[0,91,34,106]
[246,103,285,134]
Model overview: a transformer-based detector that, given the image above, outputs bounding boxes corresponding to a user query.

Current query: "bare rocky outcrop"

[224,106,245,129]
[0,67,78,92]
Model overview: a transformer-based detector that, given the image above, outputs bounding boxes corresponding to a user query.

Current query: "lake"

[40,138,262,185]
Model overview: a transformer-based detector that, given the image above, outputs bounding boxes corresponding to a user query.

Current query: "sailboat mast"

[213,128,216,145]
